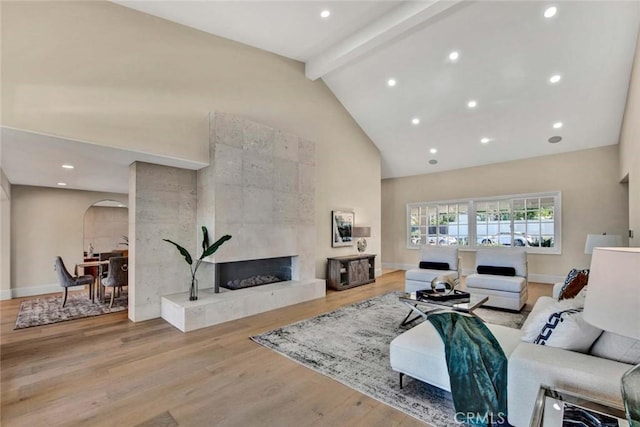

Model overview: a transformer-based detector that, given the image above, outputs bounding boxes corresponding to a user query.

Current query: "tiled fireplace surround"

[160,113,325,332]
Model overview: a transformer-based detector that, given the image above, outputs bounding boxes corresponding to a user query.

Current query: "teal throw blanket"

[428,312,508,426]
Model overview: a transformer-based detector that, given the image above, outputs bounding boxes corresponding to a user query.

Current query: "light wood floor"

[1,271,551,427]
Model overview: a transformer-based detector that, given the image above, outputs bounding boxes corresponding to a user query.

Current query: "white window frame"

[406,191,562,254]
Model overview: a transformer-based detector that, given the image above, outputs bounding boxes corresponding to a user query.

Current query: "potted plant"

[163,226,232,300]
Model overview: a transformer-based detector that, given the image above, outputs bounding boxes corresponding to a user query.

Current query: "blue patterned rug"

[251,291,528,426]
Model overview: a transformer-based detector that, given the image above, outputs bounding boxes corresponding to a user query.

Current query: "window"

[408,202,469,247]
[407,192,561,253]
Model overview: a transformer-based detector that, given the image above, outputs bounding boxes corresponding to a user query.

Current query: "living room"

[1,1,639,426]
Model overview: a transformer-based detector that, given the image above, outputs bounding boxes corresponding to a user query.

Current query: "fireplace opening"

[216,256,293,291]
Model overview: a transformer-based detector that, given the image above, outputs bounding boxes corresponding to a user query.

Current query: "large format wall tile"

[197,112,316,280]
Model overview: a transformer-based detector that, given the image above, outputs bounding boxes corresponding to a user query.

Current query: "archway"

[83,199,128,257]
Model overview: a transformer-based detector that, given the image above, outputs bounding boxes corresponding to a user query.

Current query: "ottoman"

[389,320,522,391]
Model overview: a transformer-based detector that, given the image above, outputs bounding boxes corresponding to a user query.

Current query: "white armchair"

[465,247,528,311]
[405,246,461,292]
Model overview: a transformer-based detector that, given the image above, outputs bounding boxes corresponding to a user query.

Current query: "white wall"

[381,145,629,283]
[83,205,128,254]
[620,29,640,247]
[1,1,382,290]
[0,169,11,299]
[10,186,127,297]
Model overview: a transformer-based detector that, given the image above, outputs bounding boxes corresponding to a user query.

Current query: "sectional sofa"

[389,283,636,426]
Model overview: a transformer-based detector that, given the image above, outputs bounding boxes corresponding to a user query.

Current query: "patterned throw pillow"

[559,268,589,300]
[534,308,603,353]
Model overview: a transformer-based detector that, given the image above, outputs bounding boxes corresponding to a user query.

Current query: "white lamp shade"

[583,247,640,340]
[584,234,622,254]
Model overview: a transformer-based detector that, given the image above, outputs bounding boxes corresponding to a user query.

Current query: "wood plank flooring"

[1,271,551,427]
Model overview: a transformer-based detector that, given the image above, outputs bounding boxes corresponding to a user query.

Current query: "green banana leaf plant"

[163,226,232,299]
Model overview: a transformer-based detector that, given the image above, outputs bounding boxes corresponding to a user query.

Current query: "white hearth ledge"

[161,279,326,332]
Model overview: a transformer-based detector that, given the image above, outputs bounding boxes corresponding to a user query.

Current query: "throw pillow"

[419,261,450,270]
[533,308,603,353]
[590,332,640,365]
[559,268,589,300]
[476,265,516,276]
[520,296,583,343]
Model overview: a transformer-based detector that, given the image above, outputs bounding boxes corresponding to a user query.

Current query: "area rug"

[250,291,528,426]
[14,292,128,329]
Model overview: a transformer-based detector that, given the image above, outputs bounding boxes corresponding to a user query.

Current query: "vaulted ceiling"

[2,1,639,192]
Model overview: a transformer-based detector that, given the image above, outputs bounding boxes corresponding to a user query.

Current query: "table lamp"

[584,234,622,255]
[583,247,640,426]
[352,226,371,254]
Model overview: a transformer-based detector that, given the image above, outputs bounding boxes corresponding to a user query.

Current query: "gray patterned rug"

[14,291,128,329]
[251,291,528,426]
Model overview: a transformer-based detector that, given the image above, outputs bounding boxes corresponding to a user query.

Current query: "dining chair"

[98,252,119,278]
[54,256,95,307]
[101,256,128,308]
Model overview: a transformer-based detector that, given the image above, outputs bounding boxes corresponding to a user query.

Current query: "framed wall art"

[332,210,354,247]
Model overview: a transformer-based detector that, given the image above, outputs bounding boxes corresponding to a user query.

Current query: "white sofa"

[389,283,634,427]
[405,246,460,293]
[465,247,528,311]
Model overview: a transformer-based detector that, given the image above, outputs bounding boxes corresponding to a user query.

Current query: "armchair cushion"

[419,261,449,270]
[419,246,459,271]
[474,248,527,278]
[476,265,516,276]
[464,275,525,293]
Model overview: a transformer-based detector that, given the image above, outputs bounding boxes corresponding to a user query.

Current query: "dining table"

[76,260,110,302]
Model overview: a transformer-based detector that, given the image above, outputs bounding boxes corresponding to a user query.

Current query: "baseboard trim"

[0,289,12,301]
[382,263,414,271]
[10,283,60,299]
[528,274,564,285]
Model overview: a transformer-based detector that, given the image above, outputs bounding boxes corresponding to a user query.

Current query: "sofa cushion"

[559,268,589,300]
[477,265,516,276]
[419,261,450,270]
[465,274,526,293]
[590,332,640,365]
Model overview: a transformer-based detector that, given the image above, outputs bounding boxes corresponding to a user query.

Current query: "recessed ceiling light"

[549,74,562,84]
[387,78,397,87]
[411,118,420,125]
[548,136,562,144]
[467,100,477,108]
[480,137,491,144]
[428,159,438,165]
[57,182,67,186]
[553,122,563,129]
[429,148,438,154]
[449,51,459,61]
[61,164,74,169]
[320,10,330,18]
[544,6,557,18]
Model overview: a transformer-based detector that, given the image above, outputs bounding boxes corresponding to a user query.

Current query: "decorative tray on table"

[416,289,470,302]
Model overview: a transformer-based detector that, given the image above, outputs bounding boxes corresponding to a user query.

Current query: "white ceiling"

[0,127,206,194]
[2,1,639,191]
